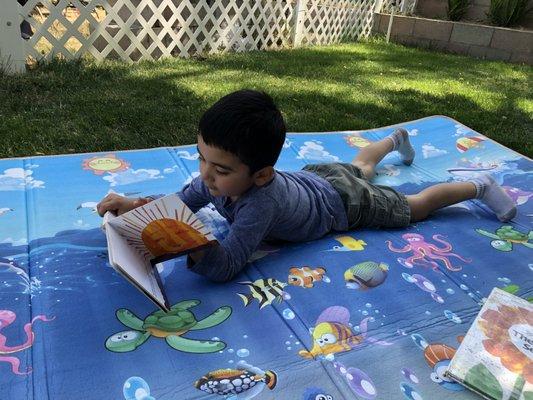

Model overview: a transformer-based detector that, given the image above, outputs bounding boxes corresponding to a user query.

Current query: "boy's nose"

[200,165,213,182]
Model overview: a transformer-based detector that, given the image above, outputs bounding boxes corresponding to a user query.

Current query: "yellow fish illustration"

[299,306,363,359]
[329,235,367,252]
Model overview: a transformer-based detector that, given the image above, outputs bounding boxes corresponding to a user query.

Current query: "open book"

[102,194,218,311]
[446,288,532,400]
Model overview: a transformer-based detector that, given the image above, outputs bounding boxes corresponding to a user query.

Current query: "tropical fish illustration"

[329,235,367,251]
[299,306,391,359]
[456,136,485,153]
[299,306,363,359]
[288,266,330,288]
[195,361,277,398]
[344,262,388,290]
[237,279,290,309]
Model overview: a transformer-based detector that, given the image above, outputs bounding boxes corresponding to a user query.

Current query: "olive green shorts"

[303,163,411,229]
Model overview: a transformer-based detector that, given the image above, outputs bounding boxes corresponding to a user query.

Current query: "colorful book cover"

[446,288,533,400]
[103,194,217,311]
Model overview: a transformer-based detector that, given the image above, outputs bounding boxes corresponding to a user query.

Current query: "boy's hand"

[96,193,151,217]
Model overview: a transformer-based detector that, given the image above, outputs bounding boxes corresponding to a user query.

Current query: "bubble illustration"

[404,273,443,303]
[236,348,249,358]
[401,368,419,384]
[400,382,423,400]
[411,334,428,350]
[282,308,295,320]
[444,310,462,324]
[123,377,155,400]
[333,362,377,399]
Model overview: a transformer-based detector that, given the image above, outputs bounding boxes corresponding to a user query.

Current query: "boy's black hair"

[199,89,286,174]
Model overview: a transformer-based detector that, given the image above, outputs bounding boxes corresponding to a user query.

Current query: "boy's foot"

[472,175,517,222]
[388,128,415,166]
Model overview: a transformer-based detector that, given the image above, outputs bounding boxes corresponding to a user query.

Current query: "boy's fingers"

[132,197,150,207]
[97,198,120,216]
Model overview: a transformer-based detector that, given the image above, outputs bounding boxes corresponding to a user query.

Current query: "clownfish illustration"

[237,278,290,309]
[195,361,277,398]
[288,266,330,288]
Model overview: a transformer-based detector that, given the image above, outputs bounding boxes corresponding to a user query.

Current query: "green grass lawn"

[1,38,532,159]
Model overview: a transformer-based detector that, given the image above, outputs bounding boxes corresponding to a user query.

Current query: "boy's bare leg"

[407,175,516,222]
[351,128,415,179]
[351,137,393,179]
[407,182,476,221]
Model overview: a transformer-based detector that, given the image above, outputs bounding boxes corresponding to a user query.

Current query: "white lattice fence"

[3,0,379,68]
[298,0,377,46]
[379,0,417,14]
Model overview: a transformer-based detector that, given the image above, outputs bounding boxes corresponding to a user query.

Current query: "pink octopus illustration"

[386,233,471,272]
[0,310,54,375]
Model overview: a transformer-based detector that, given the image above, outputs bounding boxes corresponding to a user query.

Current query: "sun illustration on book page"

[113,196,217,259]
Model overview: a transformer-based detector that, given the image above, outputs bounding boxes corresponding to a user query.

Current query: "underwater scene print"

[0,116,532,399]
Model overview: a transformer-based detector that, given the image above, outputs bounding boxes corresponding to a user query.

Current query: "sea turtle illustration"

[105,300,231,353]
[476,225,533,252]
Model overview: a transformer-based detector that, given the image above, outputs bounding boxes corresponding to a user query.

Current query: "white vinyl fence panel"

[2,0,378,70]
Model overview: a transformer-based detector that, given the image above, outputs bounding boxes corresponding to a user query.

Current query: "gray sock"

[388,128,415,166]
[472,175,517,222]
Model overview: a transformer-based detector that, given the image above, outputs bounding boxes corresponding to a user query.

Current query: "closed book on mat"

[446,287,532,400]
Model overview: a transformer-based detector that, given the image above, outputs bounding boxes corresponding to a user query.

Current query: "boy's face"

[196,135,256,200]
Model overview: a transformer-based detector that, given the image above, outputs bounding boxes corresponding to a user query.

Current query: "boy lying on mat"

[97,90,516,282]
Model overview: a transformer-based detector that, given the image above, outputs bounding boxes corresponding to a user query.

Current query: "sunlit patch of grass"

[1,39,531,158]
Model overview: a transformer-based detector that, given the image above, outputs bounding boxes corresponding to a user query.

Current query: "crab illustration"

[105,300,231,353]
[476,225,533,252]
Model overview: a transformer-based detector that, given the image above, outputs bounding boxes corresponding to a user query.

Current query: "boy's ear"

[253,166,275,186]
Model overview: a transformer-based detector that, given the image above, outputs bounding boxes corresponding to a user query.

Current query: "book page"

[107,194,217,261]
[447,288,533,399]
[105,221,168,310]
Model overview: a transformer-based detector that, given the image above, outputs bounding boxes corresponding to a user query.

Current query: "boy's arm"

[186,201,276,282]
[177,176,211,213]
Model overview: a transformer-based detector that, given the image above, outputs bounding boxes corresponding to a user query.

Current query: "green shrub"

[488,0,531,26]
[448,0,470,20]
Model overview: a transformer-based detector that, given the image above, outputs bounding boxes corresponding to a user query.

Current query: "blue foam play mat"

[1,116,531,399]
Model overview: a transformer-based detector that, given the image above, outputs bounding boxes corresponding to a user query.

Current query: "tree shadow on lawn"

[197,45,531,95]
[0,60,212,157]
[274,86,531,156]
[1,51,530,158]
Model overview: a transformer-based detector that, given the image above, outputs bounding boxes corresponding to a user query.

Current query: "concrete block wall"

[372,13,533,64]
[415,0,533,29]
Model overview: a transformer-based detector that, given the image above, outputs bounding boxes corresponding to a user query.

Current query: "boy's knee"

[351,160,374,180]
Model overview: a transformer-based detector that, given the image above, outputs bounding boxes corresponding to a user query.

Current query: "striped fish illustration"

[237,279,290,309]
